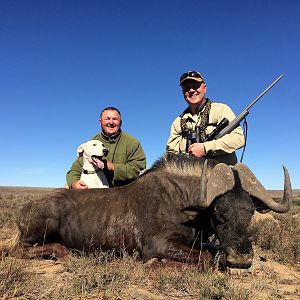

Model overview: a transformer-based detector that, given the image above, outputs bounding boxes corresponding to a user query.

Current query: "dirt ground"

[1,186,300,299]
[228,250,300,299]
[7,257,299,299]
[20,250,300,299]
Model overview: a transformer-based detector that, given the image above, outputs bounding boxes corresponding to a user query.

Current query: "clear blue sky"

[1,0,299,189]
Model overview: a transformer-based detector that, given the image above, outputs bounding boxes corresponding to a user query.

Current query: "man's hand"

[103,159,114,171]
[188,143,206,157]
[71,180,88,190]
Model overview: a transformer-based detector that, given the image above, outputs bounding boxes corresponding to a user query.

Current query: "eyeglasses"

[181,82,202,93]
[179,71,203,84]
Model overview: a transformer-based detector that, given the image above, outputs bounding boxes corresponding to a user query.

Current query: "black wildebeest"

[7,154,292,269]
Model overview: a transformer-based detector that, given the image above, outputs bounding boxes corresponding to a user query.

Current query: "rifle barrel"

[245,74,283,111]
[214,74,284,140]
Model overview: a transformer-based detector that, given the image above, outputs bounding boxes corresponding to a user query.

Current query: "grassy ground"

[0,187,299,299]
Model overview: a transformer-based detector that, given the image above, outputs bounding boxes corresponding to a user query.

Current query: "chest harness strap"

[180,99,213,143]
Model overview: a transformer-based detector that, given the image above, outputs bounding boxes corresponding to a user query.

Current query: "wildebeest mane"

[146,154,218,177]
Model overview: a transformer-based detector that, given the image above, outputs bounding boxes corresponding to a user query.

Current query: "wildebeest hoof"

[19,243,69,261]
[143,257,159,267]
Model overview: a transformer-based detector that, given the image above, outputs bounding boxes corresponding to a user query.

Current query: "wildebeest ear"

[76,143,86,157]
[205,163,235,206]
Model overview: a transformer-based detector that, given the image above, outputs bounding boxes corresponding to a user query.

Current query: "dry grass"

[0,256,27,297]
[0,253,250,299]
[0,187,300,299]
[251,206,300,264]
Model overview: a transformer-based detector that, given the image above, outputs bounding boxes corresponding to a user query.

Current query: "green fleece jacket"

[66,130,146,187]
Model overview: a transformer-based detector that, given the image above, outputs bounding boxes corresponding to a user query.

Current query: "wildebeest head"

[182,159,292,269]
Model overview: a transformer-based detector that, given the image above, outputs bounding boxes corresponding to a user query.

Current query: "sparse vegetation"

[251,207,300,264]
[0,187,300,299]
[293,196,300,206]
[0,257,26,297]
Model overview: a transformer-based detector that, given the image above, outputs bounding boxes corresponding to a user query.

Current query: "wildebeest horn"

[198,162,235,208]
[233,163,292,213]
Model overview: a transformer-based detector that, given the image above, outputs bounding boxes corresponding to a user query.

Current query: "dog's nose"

[103,148,109,156]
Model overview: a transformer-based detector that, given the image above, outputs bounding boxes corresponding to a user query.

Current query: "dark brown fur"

[15,155,218,266]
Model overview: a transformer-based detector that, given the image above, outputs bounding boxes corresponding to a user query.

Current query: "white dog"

[77,140,109,188]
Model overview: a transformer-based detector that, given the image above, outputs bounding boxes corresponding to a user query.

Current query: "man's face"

[100,109,121,136]
[181,80,207,107]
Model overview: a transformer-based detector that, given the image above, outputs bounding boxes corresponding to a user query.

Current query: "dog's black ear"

[76,144,85,157]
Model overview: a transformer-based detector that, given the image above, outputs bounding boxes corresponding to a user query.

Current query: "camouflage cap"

[179,71,205,85]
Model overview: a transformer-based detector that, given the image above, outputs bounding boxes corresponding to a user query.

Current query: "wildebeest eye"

[213,212,226,224]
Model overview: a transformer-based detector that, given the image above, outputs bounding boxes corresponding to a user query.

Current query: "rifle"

[203,74,284,142]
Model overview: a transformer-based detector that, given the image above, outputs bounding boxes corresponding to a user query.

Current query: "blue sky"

[0,0,299,189]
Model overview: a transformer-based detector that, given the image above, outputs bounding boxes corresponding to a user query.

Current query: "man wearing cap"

[166,71,245,165]
[66,106,146,189]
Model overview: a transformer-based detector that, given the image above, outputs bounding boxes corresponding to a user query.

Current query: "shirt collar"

[101,129,122,143]
[182,98,208,118]
[196,98,208,113]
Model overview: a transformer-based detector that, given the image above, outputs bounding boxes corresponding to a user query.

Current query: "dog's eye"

[93,143,97,146]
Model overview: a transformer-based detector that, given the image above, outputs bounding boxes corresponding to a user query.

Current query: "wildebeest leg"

[164,240,213,270]
[148,237,214,270]
[13,243,69,261]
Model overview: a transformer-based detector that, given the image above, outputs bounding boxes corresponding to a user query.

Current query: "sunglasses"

[181,82,202,93]
[179,71,203,83]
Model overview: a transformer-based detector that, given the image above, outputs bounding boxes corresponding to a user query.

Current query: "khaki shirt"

[166,101,245,165]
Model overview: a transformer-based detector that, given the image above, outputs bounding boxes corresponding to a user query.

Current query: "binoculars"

[185,127,201,153]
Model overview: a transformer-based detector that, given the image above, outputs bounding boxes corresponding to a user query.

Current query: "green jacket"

[66,130,146,187]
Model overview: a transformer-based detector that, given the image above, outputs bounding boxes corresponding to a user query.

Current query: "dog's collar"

[82,169,102,174]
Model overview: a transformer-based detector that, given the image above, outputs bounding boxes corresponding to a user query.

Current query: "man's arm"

[202,104,245,156]
[66,156,86,189]
[113,141,146,182]
[166,117,182,154]
[187,104,245,158]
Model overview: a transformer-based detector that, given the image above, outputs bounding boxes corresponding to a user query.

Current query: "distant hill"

[0,186,55,194]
